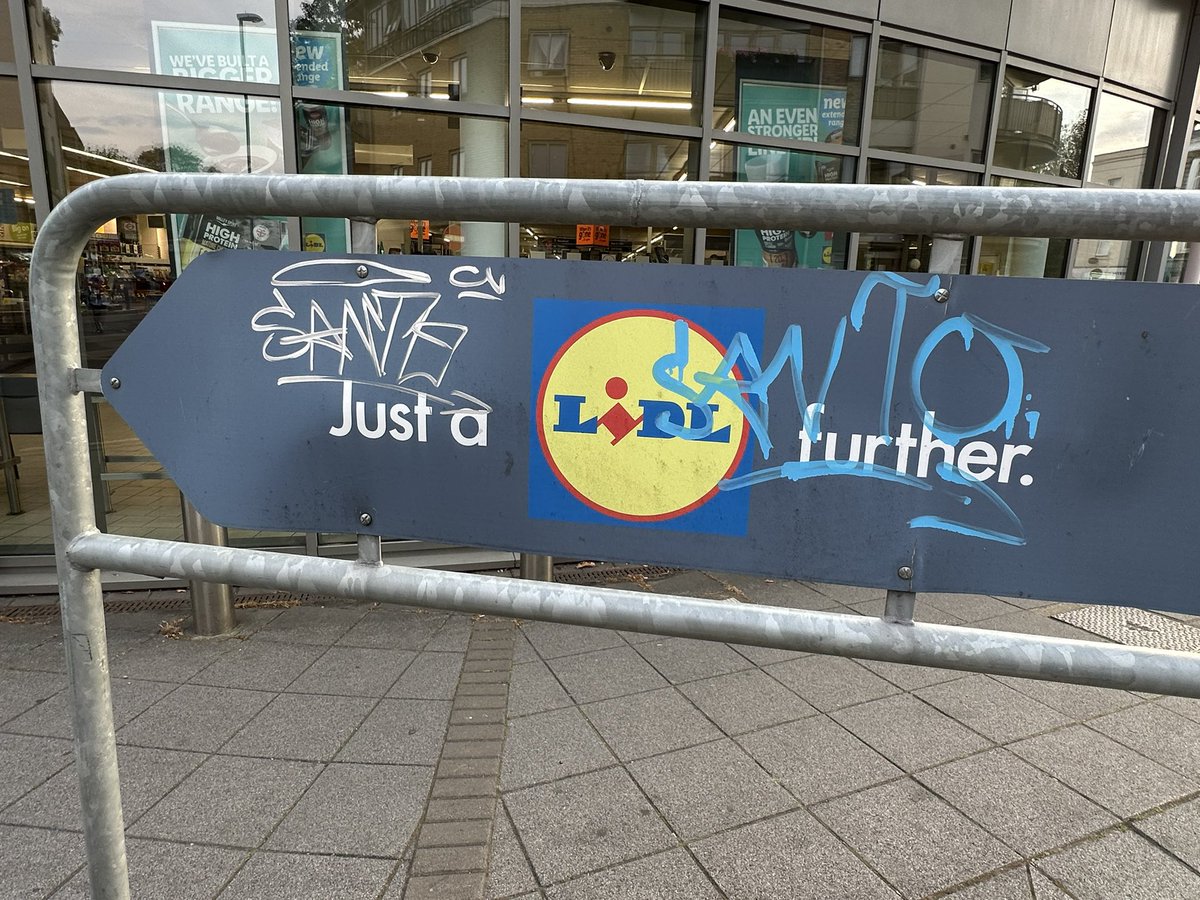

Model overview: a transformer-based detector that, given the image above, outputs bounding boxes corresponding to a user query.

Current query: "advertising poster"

[152,21,289,270]
[292,31,349,254]
[734,80,845,268]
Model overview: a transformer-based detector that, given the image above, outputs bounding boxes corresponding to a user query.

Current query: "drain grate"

[0,591,312,624]
[1053,605,1200,653]
[555,564,679,585]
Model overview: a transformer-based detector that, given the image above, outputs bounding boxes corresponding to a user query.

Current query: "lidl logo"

[529,300,763,535]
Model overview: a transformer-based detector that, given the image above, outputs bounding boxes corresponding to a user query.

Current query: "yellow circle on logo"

[537,310,747,520]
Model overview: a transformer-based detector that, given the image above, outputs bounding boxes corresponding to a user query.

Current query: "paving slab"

[187,640,326,692]
[387,651,465,700]
[633,637,753,684]
[285,645,415,696]
[485,804,539,899]
[1035,828,1200,899]
[739,715,903,804]
[501,657,566,720]
[0,667,67,724]
[678,668,816,735]
[1008,724,1198,817]
[991,675,1141,719]
[216,850,395,900]
[266,762,432,856]
[1087,702,1200,776]
[115,684,275,752]
[336,698,451,765]
[51,837,248,900]
[503,767,675,886]
[582,686,722,760]
[1134,796,1200,869]
[765,655,900,712]
[336,608,449,650]
[627,739,796,840]
[544,646,669,704]
[546,847,722,899]
[832,694,991,772]
[708,572,842,609]
[517,621,626,659]
[914,674,1071,744]
[127,754,321,847]
[0,823,86,899]
[813,778,1019,898]
[252,605,369,646]
[692,809,901,900]
[1,745,206,831]
[219,692,376,762]
[915,748,1117,856]
[500,706,615,791]
[0,732,76,809]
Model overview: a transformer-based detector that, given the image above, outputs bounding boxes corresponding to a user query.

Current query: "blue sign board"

[102,252,1200,611]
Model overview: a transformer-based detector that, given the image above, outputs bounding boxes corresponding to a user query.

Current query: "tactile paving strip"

[1052,605,1200,653]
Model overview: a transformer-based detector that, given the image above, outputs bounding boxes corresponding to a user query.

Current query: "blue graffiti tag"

[648,272,1049,546]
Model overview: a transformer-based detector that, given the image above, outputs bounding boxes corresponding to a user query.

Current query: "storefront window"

[705,141,851,268]
[289,0,509,106]
[857,161,975,273]
[326,104,508,257]
[520,122,695,260]
[870,39,994,164]
[28,0,279,80]
[993,67,1090,179]
[979,177,1069,277]
[714,13,865,147]
[1085,92,1160,189]
[519,0,703,127]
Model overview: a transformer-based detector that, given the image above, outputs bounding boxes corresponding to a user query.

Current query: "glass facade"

[0,0,1196,564]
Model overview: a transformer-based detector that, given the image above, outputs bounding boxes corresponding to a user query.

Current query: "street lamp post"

[236,13,264,174]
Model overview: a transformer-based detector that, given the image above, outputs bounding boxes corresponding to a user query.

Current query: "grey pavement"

[3,570,1200,898]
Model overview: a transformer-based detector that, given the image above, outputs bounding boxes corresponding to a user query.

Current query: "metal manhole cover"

[1053,605,1200,653]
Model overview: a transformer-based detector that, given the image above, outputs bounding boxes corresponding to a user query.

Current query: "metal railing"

[30,174,1200,899]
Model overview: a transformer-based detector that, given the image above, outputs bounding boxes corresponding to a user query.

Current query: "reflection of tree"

[292,0,363,40]
[1053,111,1086,180]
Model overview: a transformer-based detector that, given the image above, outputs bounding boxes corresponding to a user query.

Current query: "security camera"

[598,51,616,71]
[421,50,439,65]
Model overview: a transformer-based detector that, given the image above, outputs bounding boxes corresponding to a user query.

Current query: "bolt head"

[358,512,373,527]
[356,264,369,278]
[897,565,913,580]
[108,377,121,390]
[933,288,950,303]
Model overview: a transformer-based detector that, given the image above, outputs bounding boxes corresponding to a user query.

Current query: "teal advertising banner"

[292,31,349,254]
[734,80,845,268]
[152,21,289,269]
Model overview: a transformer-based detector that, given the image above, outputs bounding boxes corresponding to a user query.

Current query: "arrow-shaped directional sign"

[103,250,1200,610]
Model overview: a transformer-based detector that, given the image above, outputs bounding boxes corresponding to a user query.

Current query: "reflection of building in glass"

[0,0,1199,569]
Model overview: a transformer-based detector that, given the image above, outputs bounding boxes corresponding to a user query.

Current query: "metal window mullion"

[10,0,51,225]
[517,106,702,140]
[293,85,507,121]
[847,19,882,270]
[693,0,721,264]
[273,0,301,251]
[29,64,285,99]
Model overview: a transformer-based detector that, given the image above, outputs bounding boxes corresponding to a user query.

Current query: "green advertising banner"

[152,21,289,269]
[292,31,349,254]
[734,80,846,269]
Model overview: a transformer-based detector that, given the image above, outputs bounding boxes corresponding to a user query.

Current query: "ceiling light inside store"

[566,98,691,110]
[428,92,451,100]
[0,149,29,162]
[0,177,28,188]
[67,166,110,180]
[64,146,155,173]
[722,119,736,131]
[521,96,555,104]
[372,90,410,98]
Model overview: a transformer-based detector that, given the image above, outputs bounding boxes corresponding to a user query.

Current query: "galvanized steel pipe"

[67,532,1200,699]
[35,173,1200,244]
